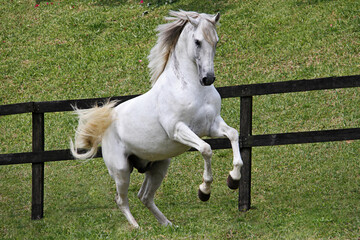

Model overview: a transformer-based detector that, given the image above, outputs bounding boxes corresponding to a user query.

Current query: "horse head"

[186,12,220,86]
[148,11,220,86]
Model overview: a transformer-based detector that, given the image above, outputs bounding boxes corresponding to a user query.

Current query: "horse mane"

[147,10,217,85]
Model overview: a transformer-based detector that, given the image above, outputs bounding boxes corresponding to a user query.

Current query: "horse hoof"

[198,189,210,202]
[227,174,240,190]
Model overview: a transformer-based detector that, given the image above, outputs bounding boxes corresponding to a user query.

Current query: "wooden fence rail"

[1,75,360,219]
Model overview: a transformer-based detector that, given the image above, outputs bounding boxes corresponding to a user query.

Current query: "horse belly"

[128,137,190,161]
[115,100,189,161]
[122,127,190,161]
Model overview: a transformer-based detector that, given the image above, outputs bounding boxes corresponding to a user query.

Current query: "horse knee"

[200,143,212,159]
[227,128,239,142]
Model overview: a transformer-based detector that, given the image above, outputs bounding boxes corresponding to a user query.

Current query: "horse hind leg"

[137,159,172,226]
[113,168,139,228]
[102,135,139,228]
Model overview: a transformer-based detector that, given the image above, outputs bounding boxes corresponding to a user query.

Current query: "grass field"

[1,0,359,239]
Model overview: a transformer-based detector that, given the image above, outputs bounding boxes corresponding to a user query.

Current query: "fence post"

[239,96,252,211]
[31,112,44,220]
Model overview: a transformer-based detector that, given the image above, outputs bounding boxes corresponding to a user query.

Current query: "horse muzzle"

[201,73,216,86]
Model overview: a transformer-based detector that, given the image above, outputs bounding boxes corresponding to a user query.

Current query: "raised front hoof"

[227,175,240,190]
[198,189,211,202]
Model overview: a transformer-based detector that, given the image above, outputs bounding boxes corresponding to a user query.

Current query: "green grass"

[1,0,359,239]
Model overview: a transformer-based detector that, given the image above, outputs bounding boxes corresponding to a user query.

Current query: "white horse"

[70,10,243,228]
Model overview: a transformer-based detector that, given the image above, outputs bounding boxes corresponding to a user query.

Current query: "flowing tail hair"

[70,101,118,160]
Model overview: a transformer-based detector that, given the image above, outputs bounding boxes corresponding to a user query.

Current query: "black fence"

[1,75,360,220]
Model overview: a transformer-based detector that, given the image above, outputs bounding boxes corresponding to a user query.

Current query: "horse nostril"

[202,75,215,86]
[202,77,208,85]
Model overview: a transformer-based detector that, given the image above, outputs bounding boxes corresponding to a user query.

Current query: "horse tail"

[70,100,118,160]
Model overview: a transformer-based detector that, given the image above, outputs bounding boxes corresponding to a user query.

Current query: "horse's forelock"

[201,20,218,46]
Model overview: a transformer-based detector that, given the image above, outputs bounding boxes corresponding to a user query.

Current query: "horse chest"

[190,101,218,134]
[174,91,220,136]
[155,79,221,138]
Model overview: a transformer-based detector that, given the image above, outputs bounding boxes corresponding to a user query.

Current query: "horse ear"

[213,12,220,24]
[187,15,199,27]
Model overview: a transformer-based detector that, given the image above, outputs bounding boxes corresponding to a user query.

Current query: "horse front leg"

[173,122,213,201]
[210,116,243,189]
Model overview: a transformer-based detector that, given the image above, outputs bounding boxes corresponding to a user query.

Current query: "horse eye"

[195,40,201,47]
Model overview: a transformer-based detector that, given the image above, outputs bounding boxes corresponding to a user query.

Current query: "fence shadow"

[34,0,231,16]
[93,0,178,7]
